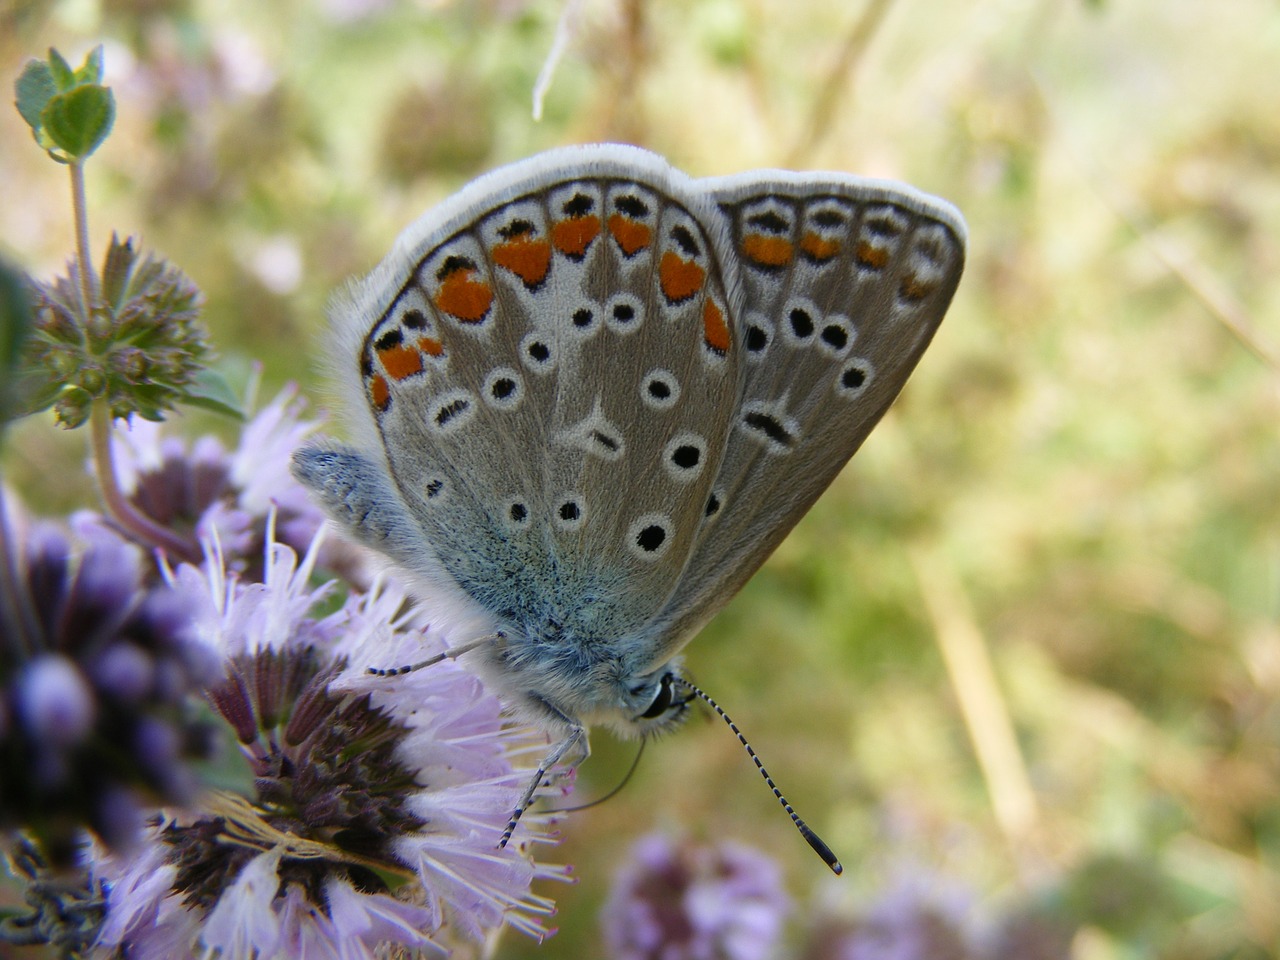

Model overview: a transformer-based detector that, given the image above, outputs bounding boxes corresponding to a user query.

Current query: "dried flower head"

[21,235,207,427]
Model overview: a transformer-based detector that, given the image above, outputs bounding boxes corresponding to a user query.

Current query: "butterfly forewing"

[644,176,966,662]
[358,163,743,643]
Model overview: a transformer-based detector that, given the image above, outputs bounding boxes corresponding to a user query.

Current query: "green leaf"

[14,59,57,132]
[75,45,106,85]
[41,84,116,160]
[47,48,75,90]
[182,368,247,421]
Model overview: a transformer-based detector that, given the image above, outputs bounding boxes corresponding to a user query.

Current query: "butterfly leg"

[499,721,588,849]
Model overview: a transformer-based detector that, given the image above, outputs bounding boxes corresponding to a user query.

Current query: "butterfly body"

[293,143,965,823]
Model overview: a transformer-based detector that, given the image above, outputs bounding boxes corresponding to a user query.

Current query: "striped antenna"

[676,678,843,876]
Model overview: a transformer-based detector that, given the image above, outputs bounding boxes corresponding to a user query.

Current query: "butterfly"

[292,143,965,872]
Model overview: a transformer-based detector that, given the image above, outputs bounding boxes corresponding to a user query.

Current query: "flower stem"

[89,403,201,563]
[69,161,97,306]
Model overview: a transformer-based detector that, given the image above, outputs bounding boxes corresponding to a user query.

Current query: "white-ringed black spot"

[641,368,680,410]
[821,324,848,350]
[483,367,523,409]
[705,492,722,518]
[591,429,621,455]
[662,433,707,482]
[553,496,586,533]
[425,478,445,499]
[811,208,846,228]
[562,193,594,217]
[672,445,700,469]
[837,360,874,396]
[864,213,904,238]
[615,195,649,218]
[789,307,815,339]
[436,254,478,281]
[520,333,555,372]
[435,397,469,427]
[670,224,700,257]
[402,308,428,329]
[374,329,403,351]
[637,525,665,551]
[508,501,530,527]
[427,389,477,434]
[626,513,674,560]
[747,210,789,233]
[573,308,594,327]
[606,294,644,335]
[740,400,800,454]
[497,218,536,240]
[746,326,768,352]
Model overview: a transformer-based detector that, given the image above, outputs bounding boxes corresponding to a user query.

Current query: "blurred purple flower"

[91,532,571,958]
[0,519,219,863]
[602,832,790,960]
[802,872,978,960]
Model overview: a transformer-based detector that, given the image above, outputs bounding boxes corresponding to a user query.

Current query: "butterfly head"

[623,668,696,737]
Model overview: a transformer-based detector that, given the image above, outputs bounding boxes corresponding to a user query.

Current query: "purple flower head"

[92,383,369,584]
[92,532,571,958]
[0,519,219,864]
[802,871,978,960]
[602,832,791,960]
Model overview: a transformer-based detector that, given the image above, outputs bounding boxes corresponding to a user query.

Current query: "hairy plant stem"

[89,403,201,563]
[69,162,96,307]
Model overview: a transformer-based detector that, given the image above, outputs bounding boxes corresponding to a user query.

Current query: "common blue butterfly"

[293,144,965,872]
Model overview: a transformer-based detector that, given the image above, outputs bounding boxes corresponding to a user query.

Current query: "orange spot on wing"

[370,374,390,411]
[434,268,493,323]
[378,343,423,381]
[899,273,935,301]
[552,216,601,258]
[608,214,652,256]
[659,251,706,304]
[418,336,444,357]
[742,234,793,267]
[800,232,841,262]
[854,241,889,270]
[492,236,552,288]
[702,299,730,355]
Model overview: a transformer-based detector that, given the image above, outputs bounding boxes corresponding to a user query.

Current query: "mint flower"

[0,519,218,864]
[602,832,790,960]
[90,532,570,958]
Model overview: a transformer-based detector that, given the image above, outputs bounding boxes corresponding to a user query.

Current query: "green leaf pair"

[14,46,116,163]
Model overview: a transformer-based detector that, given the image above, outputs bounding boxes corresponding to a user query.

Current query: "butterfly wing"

[320,145,747,646]
[642,173,967,666]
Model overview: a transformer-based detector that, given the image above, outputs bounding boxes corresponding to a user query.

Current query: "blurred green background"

[3,0,1278,957]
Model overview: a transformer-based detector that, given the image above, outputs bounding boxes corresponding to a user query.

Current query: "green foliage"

[18,236,225,426]
[14,46,115,163]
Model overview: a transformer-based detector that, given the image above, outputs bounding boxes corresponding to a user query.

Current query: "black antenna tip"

[799,821,843,875]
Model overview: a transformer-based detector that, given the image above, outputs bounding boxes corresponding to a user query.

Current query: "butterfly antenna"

[550,739,647,814]
[676,678,844,876]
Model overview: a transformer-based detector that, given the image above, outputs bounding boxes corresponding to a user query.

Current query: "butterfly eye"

[638,674,675,720]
